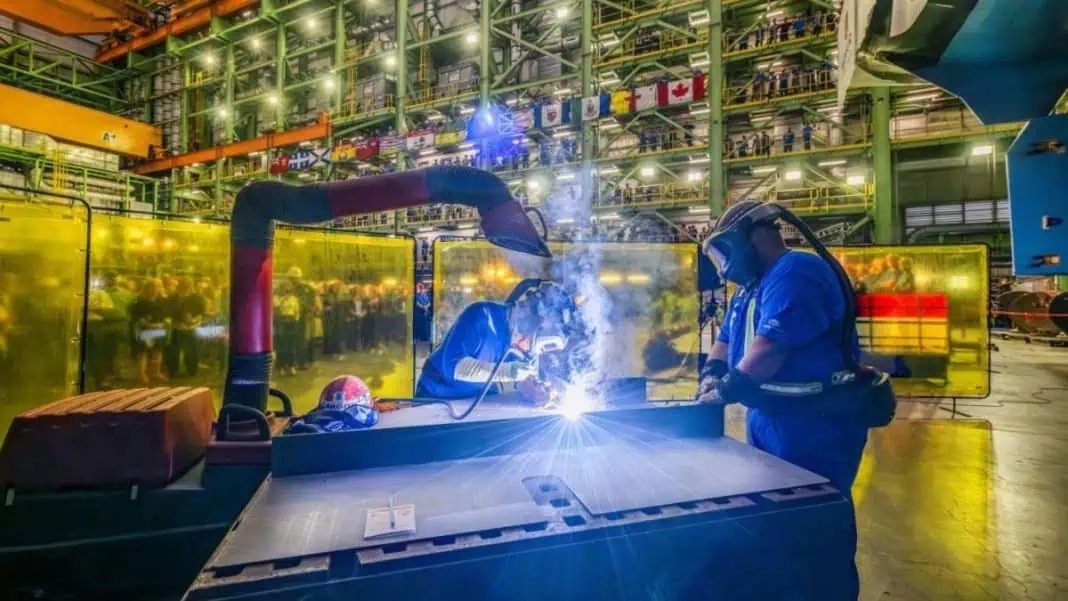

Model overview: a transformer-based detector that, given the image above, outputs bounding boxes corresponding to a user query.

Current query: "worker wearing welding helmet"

[698,199,872,600]
[416,279,578,401]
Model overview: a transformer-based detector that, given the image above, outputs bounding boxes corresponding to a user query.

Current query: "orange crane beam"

[0,83,161,158]
[96,0,259,63]
[0,0,136,35]
[132,114,330,175]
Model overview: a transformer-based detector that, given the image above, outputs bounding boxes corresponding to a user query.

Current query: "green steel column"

[224,44,235,143]
[276,25,287,132]
[581,0,593,212]
[334,0,346,111]
[180,60,191,153]
[395,0,408,138]
[872,86,894,243]
[480,0,491,104]
[707,0,723,215]
[1057,276,1068,291]
[214,161,223,212]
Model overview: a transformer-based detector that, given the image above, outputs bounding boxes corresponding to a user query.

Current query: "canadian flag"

[631,85,659,111]
[667,79,694,105]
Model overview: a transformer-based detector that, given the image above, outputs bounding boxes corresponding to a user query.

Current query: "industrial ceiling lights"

[556,5,569,19]
[688,9,710,27]
[303,17,318,33]
[266,93,280,106]
[384,54,397,69]
[202,53,217,68]
[640,165,656,178]
[322,76,336,91]
[971,144,994,157]
[846,174,866,186]
[465,31,478,45]
[249,38,262,51]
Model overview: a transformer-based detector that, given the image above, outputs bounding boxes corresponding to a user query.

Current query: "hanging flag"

[632,84,659,112]
[667,78,695,105]
[333,142,356,162]
[536,102,564,128]
[379,135,405,154]
[693,74,708,101]
[434,130,466,146]
[610,90,633,114]
[269,155,289,175]
[515,107,535,130]
[355,137,379,159]
[406,130,436,150]
[582,97,601,121]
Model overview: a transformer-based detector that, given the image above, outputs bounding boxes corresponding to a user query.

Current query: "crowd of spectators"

[730,62,837,105]
[730,10,838,50]
[726,122,817,158]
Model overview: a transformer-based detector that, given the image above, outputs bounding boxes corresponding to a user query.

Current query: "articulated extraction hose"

[777,208,860,371]
[224,166,551,413]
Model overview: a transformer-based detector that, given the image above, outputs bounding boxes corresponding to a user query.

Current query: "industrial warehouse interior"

[0,0,1066,599]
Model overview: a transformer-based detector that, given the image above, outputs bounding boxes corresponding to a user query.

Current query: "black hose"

[393,348,524,421]
[778,210,861,371]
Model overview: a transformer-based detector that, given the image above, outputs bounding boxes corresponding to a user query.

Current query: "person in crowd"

[347,285,366,354]
[869,254,901,292]
[895,257,916,292]
[86,277,124,389]
[166,276,207,378]
[323,280,350,359]
[778,69,789,96]
[862,258,888,291]
[760,130,771,156]
[783,127,795,153]
[129,278,169,385]
[738,134,749,158]
[415,283,432,342]
[803,122,814,150]
[274,280,302,376]
[794,13,807,38]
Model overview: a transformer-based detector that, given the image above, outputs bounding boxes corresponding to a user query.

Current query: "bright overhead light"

[687,170,703,182]
[640,165,655,178]
[555,5,569,18]
[751,166,777,174]
[689,51,710,68]
[600,213,620,220]
[554,87,572,97]
[553,130,574,139]
[202,53,217,67]
[242,9,254,17]
[249,38,262,50]
[458,141,476,149]
[599,165,619,175]
[216,107,228,118]
[304,17,318,32]
[465,31,478,45]
[905,92,941,103]
[601,33,620,47]
[558,171,575,181]
[299,141,314,147]
[971,144,994,157]
[689,155,710,164]
[689,206,711,214]
[766,9,784,17]
[598,118,619,130]
[505,97,519,106]
[818,159,847,167]
[557,217,575,225]
[266,93,279,105]
[385,54,397,68]
[322,76,336,91]
[690,102,710,115]
[688,9,710,26]
[784,170,802,181]
[526,179,541,190]
[847,174,866,186]
[419,148,438,156]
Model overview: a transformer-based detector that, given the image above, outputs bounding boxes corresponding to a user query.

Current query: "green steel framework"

[0,0,1024,237]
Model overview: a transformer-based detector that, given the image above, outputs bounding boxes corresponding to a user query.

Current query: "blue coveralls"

[718,250,867,598]
[416,301,512,400]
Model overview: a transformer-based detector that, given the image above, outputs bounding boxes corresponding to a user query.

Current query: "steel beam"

[707,0,723,214]
[275,25,287,132]
[581,0,594,214]
[871,87,894,243]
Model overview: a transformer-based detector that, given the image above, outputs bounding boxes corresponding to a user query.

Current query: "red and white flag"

[632,85,659,111]
[666,78,695,105]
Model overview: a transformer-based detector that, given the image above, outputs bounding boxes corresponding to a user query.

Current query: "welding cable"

[393,348,526,421]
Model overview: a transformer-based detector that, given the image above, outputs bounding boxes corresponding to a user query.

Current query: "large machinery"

[836,0,1068,277]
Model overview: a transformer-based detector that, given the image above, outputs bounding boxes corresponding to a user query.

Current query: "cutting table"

[185,402,858,601]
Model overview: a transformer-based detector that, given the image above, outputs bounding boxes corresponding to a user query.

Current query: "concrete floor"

[854,339,1068,601]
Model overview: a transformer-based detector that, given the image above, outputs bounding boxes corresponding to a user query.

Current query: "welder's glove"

[695,359,728,404]
[517,377,551,407]
[501,359,537,382]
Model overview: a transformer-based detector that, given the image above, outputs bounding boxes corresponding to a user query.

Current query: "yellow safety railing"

[724,69,836,109]
[598,182,709,209]
[335,93,396,121]
[755,183,873,214]
[595,29,709,67]
[407,82,479,107]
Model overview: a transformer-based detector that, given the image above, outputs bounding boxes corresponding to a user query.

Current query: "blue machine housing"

[185,402,857,601]
[1008,117,1068,276]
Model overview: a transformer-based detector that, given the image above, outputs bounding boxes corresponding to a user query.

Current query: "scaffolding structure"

[5,0,1023,238]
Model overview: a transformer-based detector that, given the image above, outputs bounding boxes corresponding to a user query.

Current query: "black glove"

[714,368,761,405]
[695,359,729,403]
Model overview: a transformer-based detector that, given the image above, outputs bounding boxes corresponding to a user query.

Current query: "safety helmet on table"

[702,200,784,286]
[318,375,378,427]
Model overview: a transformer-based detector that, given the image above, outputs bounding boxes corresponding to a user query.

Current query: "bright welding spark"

[560,385,591,421]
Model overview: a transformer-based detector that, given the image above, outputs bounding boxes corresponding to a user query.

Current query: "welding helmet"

[506,279,579,352]
[702,200,784,286]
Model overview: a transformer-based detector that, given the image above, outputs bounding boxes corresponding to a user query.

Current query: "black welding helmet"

[702,200,785,286]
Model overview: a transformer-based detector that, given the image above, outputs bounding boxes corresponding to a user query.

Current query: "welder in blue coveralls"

[696,199,890,600]
[417,279,580,401]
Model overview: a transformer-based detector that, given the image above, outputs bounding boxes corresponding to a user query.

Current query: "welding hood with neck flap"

[702,201,897,428]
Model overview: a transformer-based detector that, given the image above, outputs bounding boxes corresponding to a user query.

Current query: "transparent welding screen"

[832,244,990,398]
[85,215,414,413]
[433,240,701,401]
[0,197,88,440]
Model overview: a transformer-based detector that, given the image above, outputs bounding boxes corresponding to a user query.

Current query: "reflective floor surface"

[851,340,1065,600]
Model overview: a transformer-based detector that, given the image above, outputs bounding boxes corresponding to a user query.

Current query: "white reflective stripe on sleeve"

[743,292,757,353]
[453,357,497,383]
